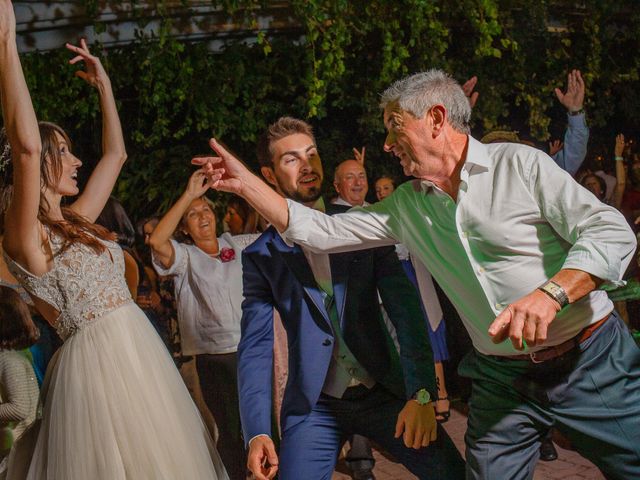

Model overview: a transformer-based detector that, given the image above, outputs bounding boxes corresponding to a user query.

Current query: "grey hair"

[380,69,471,134]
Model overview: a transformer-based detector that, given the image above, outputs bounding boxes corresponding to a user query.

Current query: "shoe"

[352,469,376,480]
[539,437,558,462]
[435,396,451,423]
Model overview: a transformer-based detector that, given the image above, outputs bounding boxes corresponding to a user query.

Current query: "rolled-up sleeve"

[281,200,398,253]
[152,239,187,277]
[528,152,636,285]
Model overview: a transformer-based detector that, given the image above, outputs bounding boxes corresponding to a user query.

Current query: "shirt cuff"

[248,434,271,447]
[566,111,586,127]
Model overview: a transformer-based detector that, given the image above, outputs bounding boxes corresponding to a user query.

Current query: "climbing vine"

[11,0,640,217]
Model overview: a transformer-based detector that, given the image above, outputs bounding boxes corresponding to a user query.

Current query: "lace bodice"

[3,234,133,340]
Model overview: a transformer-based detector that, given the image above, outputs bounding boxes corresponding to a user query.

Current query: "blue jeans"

[277,384,465,479]
[460,312,640,480]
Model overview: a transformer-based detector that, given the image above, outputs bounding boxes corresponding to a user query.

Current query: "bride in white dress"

[0,2,228,478]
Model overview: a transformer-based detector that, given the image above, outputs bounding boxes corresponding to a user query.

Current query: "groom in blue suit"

[238,117,465,480]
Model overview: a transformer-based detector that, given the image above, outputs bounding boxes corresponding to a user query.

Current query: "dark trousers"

[345,434,375,472]
[196,352,246,480]
[277,384,465,480]
[460,312,640,480]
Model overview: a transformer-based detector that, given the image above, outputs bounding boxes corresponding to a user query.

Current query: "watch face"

[416,389,430,405]
[546,283,562,295]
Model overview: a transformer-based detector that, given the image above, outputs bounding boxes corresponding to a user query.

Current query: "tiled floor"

[332,405,605,480]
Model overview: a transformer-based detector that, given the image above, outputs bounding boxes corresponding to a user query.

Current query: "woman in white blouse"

[150,170,257,480]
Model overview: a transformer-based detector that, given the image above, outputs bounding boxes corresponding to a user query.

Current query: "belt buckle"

[528,350,546,364]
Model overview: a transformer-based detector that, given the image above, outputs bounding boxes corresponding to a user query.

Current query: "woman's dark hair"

[0,124,116,254]
[96,196,136,248]
[227,196,252,225]
[227,195,262,233]
[0,286,40,350]
[136,215,160,240]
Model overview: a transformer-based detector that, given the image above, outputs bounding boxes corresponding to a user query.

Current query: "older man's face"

[383,102,432,178]
[334,160,368,206]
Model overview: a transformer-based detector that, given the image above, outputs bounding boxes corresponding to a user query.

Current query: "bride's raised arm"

[67,39,127,222]
[0,0,44,260]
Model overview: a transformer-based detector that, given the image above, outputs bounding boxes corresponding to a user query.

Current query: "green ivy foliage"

[12,0,640,219]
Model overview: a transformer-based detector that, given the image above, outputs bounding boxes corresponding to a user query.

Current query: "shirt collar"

[418,135,490,193]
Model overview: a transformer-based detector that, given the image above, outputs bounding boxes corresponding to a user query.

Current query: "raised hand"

[462,76,479,108]
[549,139,563,156]
[353,146,365,165]
[554,69,585,113]
[193,137,290,232]
[192,138,251,195]
[66,38,110,89]
[615,134,625,158]
[184,168,212,200]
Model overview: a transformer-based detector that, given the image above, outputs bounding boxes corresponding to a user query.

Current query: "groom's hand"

[394,400,437,449]
[247,435,279,480]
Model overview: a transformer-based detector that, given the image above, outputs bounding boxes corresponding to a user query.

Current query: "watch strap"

[538,280,569,308]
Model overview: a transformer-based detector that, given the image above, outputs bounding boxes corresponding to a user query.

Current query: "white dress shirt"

[281,136,636,356]
[153,233,258,355]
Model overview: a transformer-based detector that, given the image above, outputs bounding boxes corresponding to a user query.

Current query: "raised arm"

[195,139,397,251]
[149,169,211,269]
[67,39,127,222]
[552,69,588,176]
[613,133,626,210]
[0,0,44,260]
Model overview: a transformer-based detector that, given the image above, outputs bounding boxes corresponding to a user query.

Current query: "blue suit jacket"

[238,203,436,444]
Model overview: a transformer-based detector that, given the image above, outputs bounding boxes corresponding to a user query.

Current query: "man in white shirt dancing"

[196,70,640,480]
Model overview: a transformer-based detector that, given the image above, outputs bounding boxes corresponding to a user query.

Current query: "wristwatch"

[412,388,431,406]
[538,280,569,308]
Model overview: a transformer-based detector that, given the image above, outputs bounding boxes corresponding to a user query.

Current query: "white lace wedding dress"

[3,233,229,480]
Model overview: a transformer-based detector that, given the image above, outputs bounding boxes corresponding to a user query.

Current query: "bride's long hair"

[0,123,116,254]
